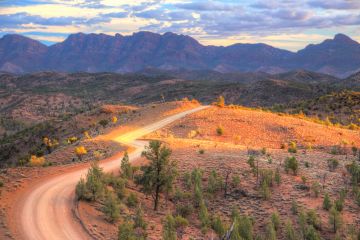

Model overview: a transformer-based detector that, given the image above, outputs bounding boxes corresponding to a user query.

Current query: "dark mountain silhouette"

[0,32,359,77]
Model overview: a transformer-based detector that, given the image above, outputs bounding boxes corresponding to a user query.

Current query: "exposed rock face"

[1,32,360,77]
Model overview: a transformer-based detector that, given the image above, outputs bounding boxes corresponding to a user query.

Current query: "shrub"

[212,215,225,237]
[134,205,147,230]
[327,158,339,171]
[216,96,225,107]
[306,209,321,230]
[75,178,87,200]
[162,215,177,240]
[291,200,298,215]
[301,176,307,184]
[207,170,223,194]
[199,201,210,230]
[0,180,3,187]
[274,168,281,185]
[126,192,138,207]
[99,119,109,127]
[323,193,332,210]
[199,149,205,154]
[216,125,224,136]
[329,206,342,233]
[183,172,192,190]
[75,146,87,161]
[285,156,298,175]
[265,222,277,240]
[118,221,136,240]
[260,181,271,200]
[29,155,45,166]
[232,174,241,188]
[304,225,321,240]
[311,181,321,197]
[288,141,297,153]
[112,177,127,200]
[102,192,120,223]
[334,199,344,212]
[285,220,297,240]
[271,211,281,231]
[176,204,193,218]
[121,151,132,179]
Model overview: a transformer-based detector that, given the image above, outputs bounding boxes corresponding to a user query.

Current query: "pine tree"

[134,204,147,230]
[118,221,136,240]
[85,161,104,201]
[323,193,332,210]
[102,192,120,223]
[121,151,132,179]
[136,141,177,210]
[199,200,210,230]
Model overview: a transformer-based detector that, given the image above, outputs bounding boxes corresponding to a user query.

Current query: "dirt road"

[15,106,209,240]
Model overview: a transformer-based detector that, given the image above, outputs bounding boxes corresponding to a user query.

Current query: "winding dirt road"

[14,106,208,240]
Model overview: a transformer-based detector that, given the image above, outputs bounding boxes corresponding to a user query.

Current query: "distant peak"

[333,33,356,43]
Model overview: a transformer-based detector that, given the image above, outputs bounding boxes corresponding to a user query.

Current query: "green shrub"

[134,205,147,230]
[199,201,210,230]
[118,221,136,240]
[271,211,281,231]
[291,200,298,215]
[327,158,339,171]
[285,220,297,240]
[311,182,321,198]
[207,170,223,194]
[232,174,241,188]
[176,203,193,218]
[121,151,132,179]
[285,156,298,175]
[323,193,332,210]
[126,192,138,207]
[102,192,120,223]
[212,215,225,237]
[274,168,281,185]
[162,215,177,240]
[306,209,321,230]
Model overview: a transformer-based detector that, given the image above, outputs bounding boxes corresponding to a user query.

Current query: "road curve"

[16,105,209,240]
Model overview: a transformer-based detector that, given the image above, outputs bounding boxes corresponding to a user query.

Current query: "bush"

[199,149,205,154]
[207,170,223,194]
[274,168,281,185]
[334,199,344,212]
[327,158,339,171]
[102,192,120,223]
[29,155,45,167]
[162,215,177,240]
[232,174,241,188]
[112,177,127,200]
[216,125,224,136]
[75,178,87,200]
[118,221,136,240]
[75,146,87,161]
[0,180,3,187]
[134,205,147,230]
[306,209,321,230]
[183,172,192,190]
[99,119,109,127]
[212,215,225,237]
[285,156,298,175]
[126,192,138,207]
[323,193,332,210]
[288,141,297,153]
[311,182,321,197]
[176,203,193,218]
[285,220,297,240]
[271,211,281,231]
[199,201,210,230]
[304,161,310,168]
[291,200,298,215]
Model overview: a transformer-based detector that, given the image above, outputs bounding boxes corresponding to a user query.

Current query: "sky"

[0,0,360,51]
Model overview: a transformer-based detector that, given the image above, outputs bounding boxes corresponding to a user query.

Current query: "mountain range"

[1,32,360,77]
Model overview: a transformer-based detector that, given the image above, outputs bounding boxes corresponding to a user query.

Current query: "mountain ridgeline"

[1,32,360,77]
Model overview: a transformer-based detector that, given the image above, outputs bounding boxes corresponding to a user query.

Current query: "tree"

[199,200,210,230]
[121,151,132,179]
[162,215,177,240]
[136,140,177,211]
[102,192,120,223]
[75,178,87,200]
[75,146,87,161]
[285,156,298,175]
[85,161,104,201]
[329,206,342,233]
[118,221,136,240]
[134,204,147,230]
[323,193,332,210]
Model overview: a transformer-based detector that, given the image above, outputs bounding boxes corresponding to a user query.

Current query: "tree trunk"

[154,184,160,211]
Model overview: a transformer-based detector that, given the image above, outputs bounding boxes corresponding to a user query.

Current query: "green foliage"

[102,192,120,223]
[212,215,225,237]
[291,200,298,215]
[199,201,210,230]
[118,221,136,240]
[285,156,298,175]
[285,220,298,240]
[136,140,177,211]
[112,177,127,200]
[323,193,332,210]
[346,161,360,185]
[304,225,321,240]
[175,203,193,218]
[121,151,132,179]
[270,212,281,231]
[232,213,254,240]
[264,222,277,240]
[247,155,256,170]
[274,168,281,185]
[162,215,177,240]
[260,181,271,200]
[207,170,224,194]
[301,176,307,184]
[232,174,241,188]
[134,205,147,230]
[311,181,321,197]
[126,192,138,208]
[329,206,342,233]
[334,198,344,212]
[327,158,339,171]
[75,161,104,201]
[306,209,321,230]
[99,119,109,127]
[183,172,192,190]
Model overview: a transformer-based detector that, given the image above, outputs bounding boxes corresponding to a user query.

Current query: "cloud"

[308,0,360,10]
[175,1,241,11]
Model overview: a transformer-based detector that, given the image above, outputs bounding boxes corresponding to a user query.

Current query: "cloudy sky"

[1,0,360,51]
